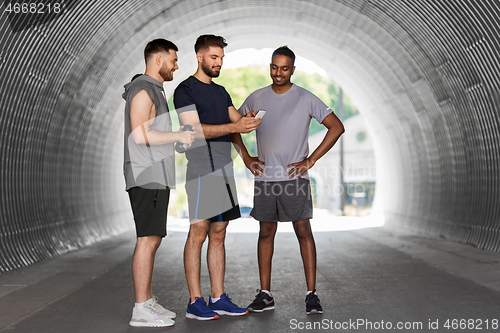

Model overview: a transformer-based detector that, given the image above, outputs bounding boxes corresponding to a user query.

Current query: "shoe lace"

[253,289,267,302]
[191,297,215,314]
[224,294,236,304]
[152,296,166,310]
[146,299,162,316]
[305,290,321,304]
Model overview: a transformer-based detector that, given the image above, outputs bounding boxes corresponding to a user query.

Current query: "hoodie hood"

[122,74,163,100]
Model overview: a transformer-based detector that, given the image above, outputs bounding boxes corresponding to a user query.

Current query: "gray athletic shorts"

[185,171,241,222]
[251,179,313,222]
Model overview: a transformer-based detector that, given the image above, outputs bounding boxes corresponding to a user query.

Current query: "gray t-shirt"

[239,84,332,182]
[122,75,175,190]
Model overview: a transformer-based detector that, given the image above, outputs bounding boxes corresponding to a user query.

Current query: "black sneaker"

[305,289,323,314]
[247,289,275,312]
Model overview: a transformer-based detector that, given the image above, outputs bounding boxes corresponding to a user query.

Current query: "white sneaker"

[129,304,175,327]
[147,296,176,319]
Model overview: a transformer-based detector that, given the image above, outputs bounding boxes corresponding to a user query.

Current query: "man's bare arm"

[130,90,194,146]
[231,109,260,157]
[287,113,345,178]
[308,112,344,163]
[231,133,250,159]
[232,131,265,176]
[195,106,261,140]
[200,123,234,140]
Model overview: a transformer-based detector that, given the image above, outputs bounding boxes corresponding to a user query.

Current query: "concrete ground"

[1,217,499,333]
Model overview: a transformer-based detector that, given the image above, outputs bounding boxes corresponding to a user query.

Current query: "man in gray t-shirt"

[233,46,344,315]
[238,80,332,182]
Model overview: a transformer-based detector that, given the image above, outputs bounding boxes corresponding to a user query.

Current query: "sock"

[135,301,146,310]
[262,290,272,297]
[211,296,220,303]
[306,290,314,295]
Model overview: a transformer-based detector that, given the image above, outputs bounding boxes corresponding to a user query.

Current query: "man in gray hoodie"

[122,39,194,327]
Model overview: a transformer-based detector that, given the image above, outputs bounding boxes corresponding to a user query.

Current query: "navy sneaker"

[209,293,249,316]
[305,289,323,315]
[247,289,275,312]
[186,297,219,320]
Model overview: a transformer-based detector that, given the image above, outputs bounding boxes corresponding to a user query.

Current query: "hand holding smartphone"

[254,110,266,119]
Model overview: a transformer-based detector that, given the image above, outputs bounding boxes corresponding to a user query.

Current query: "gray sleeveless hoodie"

[122,75,175,190]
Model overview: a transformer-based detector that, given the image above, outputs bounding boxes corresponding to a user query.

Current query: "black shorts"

[185,171,241,222]
[127,184,170,237]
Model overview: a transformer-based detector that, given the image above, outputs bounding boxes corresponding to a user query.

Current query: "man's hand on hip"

[243,156,265,176]
[286,158,315,179]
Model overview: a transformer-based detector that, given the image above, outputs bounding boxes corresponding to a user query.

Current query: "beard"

[159,63,174,81]
[201,61,221,78]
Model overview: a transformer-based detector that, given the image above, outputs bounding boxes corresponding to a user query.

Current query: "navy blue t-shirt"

[174,76,234,175]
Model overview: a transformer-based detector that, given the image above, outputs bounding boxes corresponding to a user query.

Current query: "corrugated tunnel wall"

[1,0,499,272]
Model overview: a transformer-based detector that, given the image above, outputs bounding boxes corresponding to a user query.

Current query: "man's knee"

[259,222,277,240]
[208,222,228,243]
[293,220,313,240]
[188,221,210,245]
[136,235,162,250]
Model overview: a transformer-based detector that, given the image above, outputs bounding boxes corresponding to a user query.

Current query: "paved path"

[1,224,499,333]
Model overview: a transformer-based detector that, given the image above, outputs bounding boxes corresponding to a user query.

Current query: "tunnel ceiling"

[1,0,500,272]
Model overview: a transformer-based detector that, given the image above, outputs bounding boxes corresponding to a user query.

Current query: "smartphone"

[255,110,266,119]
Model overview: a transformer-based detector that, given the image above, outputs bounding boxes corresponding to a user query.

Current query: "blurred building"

[308,114,376,214]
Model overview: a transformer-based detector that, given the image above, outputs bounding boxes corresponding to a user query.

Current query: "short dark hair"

[272,46,296,66]
[144,39,178,62]
[194,34,227,53]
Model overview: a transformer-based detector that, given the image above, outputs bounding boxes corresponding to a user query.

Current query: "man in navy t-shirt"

[173,34,261,320]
